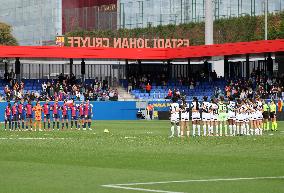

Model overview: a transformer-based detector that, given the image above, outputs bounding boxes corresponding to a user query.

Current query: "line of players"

[4,99,93,131]
[169,96,278,137]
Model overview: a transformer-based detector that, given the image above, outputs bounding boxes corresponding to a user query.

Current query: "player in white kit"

[201,96,211,136]
[191,97,201,136]
[255,96,263,135]
[227,96,236,136]
[180,98,190,137]
[210,98,219,136]
[169,97,181,138]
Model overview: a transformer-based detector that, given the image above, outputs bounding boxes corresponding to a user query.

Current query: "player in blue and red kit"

[84,100,93,130]
[52,100,60,130]
[5,103,12,131]
[43,100,51,130]
[61,100,69,130]
[11,102,18,130]
[25,100,33,131]
[70,101,78,130]
[78,101,85,130]
[18,99,25,130]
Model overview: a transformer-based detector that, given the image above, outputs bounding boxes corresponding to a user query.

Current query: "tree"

[0,22,18,46]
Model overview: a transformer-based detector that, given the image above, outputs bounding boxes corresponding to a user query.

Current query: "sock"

[177,126,181,136]
[203,125,206,136]
[192,124,196,136]
[187,130,190,137]
[53,122,55,129]
[57,122,59,129]
[219,123,223,135]
[233,125,236,136]
[229,125,232,135]
[83,122,86,129]
[170,126,174,136]
[44,122,46,130]
[259,128,263,135]
[21,122,24,130]
[4,121,7,130]
[266,122,269,130]
[47,122,50,129]
[224,124,227,135]
[62,122,64,129]
[75,121,78,129]
[197,125,201,136]
[181,130,184,136]
[71,121,74,128]
[236,125,240,135]
[88,122,91,129]
[11,122,14,130]
[250,129,254,135]
[66,122,68,129]
[255,128,259,135]
[275,122,278,130]
[246,124,250,135]
[216,125,219,135]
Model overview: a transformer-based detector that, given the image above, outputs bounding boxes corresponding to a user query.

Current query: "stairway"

[116,86,136,101]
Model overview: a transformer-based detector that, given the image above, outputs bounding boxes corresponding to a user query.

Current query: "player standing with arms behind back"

[227,96,236,136]
[180,98,190,137]
[169,97,180,138]
[191,97,201,136]
[84,100,93,130]
[218,96,228,136]
[201,96,211,136]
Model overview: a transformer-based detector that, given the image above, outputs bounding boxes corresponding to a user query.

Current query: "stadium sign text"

[67,37,190,48]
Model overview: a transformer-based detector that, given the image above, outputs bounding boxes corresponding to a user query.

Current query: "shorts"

[236,114,244,122]
[192,112,201,121]
[5,116,11,122]
[18,113,24,120]
[53,114,59,119]
[44,114,50,119]
[80,115,85,119]
[228,111,236,120]
[85,115,91,119]
[170,113,179,123]
[35,115,41,121]
[181,112,189,121]
[218,113,228,122]
[263,111,269,119]
[270,111,276,119]
[244,114,249,123]
[62,115,68,120]
[72,116,77,120]
[256,111,263,120]
[12,115,18,121]
[202,112,211,121]
[211,114,218,121]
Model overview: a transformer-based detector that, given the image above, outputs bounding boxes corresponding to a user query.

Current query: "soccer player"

[43,99,51,131]
[18,99,25,131]
[61,100,69,130]
[5,103,12,131]
[235,99,245,136]
[78,101,85,130]
[180,98,190,137]
[191,97,201,136]
[52,99,60,130]
[218,96,228,136]
[255,96,263,135]
[210,98,218,136]
[201,96,211,136]
[25,100,33,131]
[227,96,236,136]
[262,100,270,131]
[84,100,93,130]
[70,101,78,130]
[11,102,18,131]
[169,97,180,138]
[269,100,277,131]
[33,101,42,131]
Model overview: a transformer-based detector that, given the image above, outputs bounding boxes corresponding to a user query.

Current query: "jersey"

[170,103,180,123]
[202,102,211,113]
[5,106,11,117]
[180,102,190,121]
[25,104,33,116]
[52,103,59,115]
[228,101,236,112]
[12,104,18,116]
[211,103,218,115]
[191,101,200,112]
[33,105,42,121]
[79,105,84,116]
[18,104,24,114]
[218,102,228,114]
[71,105,77,117]
[62,104,68,116]
[43,103,50,115]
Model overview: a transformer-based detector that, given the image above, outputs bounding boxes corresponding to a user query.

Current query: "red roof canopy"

[0,40,284,60]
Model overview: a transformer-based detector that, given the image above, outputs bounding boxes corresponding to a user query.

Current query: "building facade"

[118,0,284,29]
[0,0,117,45]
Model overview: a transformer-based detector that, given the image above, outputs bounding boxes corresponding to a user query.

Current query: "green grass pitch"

[0,120,283,193]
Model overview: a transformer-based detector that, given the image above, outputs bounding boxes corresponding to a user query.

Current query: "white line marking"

[102,176,284,193]
[0,137,66,140]
[102,184,183,193]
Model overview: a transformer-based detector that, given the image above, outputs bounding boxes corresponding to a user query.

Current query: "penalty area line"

[102,176,284,193]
